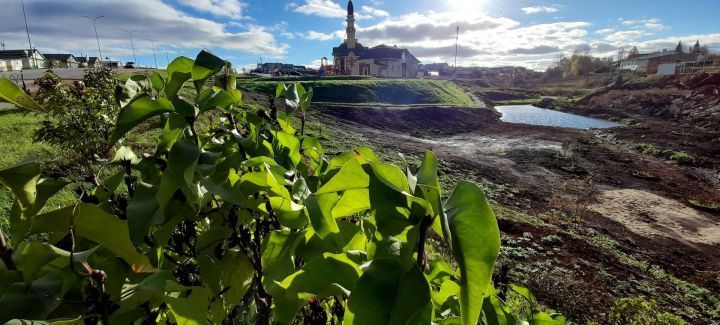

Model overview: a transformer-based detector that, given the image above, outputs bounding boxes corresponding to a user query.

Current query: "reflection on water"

[496,105,621,129]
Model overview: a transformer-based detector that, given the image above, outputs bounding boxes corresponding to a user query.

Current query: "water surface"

[496,105,621,129]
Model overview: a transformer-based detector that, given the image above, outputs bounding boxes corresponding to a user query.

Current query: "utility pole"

[0,41,5,51]
[123,29,139,65]
[83,15,104,62]
[165,48,169,66]
[454,25,459,80]
[146,39,159,69]
[21,0,37,69]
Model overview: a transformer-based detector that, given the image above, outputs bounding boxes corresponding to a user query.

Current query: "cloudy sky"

[1,0,718,70]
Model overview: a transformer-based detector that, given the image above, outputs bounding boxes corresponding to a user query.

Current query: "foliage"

[0,50,563,324]
[610,297,685,325]
[634,143,694,164]
[32,68,120,167]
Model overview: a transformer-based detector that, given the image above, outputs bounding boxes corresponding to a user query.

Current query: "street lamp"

[83,15,104,62]
[21,0,37,69]
[123,29,139,65]
[146,39,159,69]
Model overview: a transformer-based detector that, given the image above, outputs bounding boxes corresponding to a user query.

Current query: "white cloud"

[176,0,246,19]
[293,0,346,18]
[521,6,559,14]
[360,6,389,17]
[0,0,287,63]
[595,28,615,35]
[619,18,665,30]
[604,30,650,43]
[305,30,337,41]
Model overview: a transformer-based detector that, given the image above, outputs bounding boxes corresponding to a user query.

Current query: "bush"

[33,68,119,167]
[610,297,685,324]
[0,51,564,324]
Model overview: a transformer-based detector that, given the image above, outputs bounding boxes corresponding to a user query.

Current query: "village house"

[618,41,704,74]
[45,54,79,68]
[77,56,101,68]
[0,49,47,71]
[330,0,420,78]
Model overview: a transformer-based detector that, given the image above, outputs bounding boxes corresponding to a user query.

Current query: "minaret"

[346,0,357,49]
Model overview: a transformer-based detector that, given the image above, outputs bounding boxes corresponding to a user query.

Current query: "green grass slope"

[239,79,476,107]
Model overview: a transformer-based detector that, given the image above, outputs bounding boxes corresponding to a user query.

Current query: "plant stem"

[300,113,306,136]
[416,217,432,272]
[0,231,16,270]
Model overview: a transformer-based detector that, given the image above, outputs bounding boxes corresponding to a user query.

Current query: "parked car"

[124,62,138,69]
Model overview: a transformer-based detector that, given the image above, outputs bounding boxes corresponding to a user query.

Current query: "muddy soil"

[310,102,720,322]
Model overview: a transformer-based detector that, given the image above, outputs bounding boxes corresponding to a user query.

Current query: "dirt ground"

[309,101,720,322]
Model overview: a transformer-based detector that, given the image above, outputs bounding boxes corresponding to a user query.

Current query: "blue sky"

[1,0,718,70]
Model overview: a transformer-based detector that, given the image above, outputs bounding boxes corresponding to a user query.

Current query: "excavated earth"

[312,97,720,322]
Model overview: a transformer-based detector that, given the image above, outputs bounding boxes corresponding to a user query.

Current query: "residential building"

[45,54,79,68]
[422,63,452,76]
[77,56,101,68]
[331,0,420,78]
[618,45,698,74]
[0,49,47,70]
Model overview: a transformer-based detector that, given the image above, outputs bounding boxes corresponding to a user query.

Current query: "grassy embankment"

[239,78,476,107]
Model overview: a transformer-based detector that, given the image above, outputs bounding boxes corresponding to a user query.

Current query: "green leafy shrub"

[32,68,119,167]
[0,50,564,324]
[610,297,685,324]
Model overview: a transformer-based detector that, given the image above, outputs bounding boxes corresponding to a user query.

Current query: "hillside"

[238,78,476,106]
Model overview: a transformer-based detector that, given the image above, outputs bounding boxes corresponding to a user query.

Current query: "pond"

[496,105,621,129]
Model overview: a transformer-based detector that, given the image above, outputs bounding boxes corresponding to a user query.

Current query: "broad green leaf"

[0,158,40,211]
[0,271,66,321]
[370,162,410,194]
[273,253,362,324]
[167,139,201,206]
[94,170,125,203]
[273,131,301,169]
[126,182,161,246]
[482,291,516,325]
[110,95,174,145]
[445,181,501,325]
[12,241,99,285]
[432,279,460,310]
[197,89,235,112]
[117,75,154,107]
[198,247,253,315]
[29,203,154,272]
[275,83,287,98]
[110,146,141,165]
[192,50,225,91]
[165,286,211,325]
[5,317,83,325]
[425,259,457,286]
[150,72,165,93]
[316,155,369,195]
[0,78,43,111]
[331,189,370,218]
[346,259,432,325]
[165,56,194,98]
[304,193,340,238]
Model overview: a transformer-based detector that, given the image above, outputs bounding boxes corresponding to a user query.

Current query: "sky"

[0,0,718,71]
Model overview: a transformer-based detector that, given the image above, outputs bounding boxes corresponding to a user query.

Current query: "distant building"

[0,49,47,70]
[422,63,452,76]
[331,0,420,77]
[77,56,101,68]
[45,54,79,68]
[256,62,306,75]
[102,60,123,69]
[618,43,699,74]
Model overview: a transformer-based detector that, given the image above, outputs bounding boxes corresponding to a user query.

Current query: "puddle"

[496,105,621,129]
